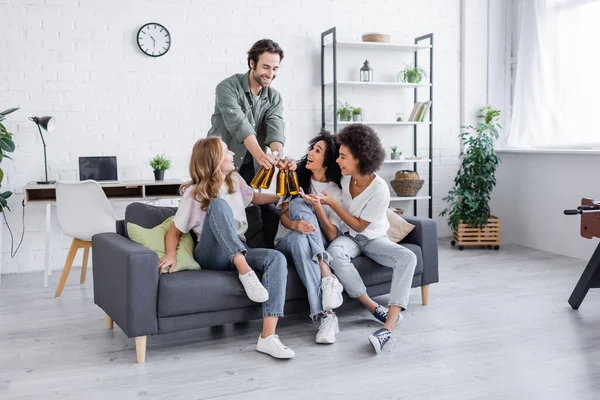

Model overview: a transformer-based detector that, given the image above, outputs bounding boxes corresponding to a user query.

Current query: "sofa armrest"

[92,232,159,338]
[400,216,439,286]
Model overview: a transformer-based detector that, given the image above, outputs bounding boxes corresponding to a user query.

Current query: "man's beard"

[252,68,272,88]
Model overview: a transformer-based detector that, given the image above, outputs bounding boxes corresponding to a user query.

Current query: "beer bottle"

[287,169,299,195]
[259,151,278,189]
[276,165,288,197]
[250,167,268,189]
[250,151,278,189]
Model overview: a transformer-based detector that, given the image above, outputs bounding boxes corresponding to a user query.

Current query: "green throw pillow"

[127,216,201,273]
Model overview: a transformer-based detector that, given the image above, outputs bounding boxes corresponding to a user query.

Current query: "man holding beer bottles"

[207,39,294,184]
[207,39,295,247]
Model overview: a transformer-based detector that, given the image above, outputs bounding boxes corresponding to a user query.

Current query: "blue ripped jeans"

[275,198,332,318]
[194,198,287,318]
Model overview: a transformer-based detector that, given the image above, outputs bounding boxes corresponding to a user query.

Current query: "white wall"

[491,151,600,261]
[0,0,506,274]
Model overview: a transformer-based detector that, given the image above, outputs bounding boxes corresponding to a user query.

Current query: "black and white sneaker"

[368,328,394,353]
[372,305,403,325]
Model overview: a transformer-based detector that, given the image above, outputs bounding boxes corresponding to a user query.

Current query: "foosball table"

[564,198,600,309]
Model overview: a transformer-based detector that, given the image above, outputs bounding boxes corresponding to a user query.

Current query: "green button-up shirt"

[207,71,285,171]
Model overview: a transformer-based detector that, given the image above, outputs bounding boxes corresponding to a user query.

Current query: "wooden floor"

[1,242,600,400]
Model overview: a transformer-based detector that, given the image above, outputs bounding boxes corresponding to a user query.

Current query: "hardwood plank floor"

[1,242,600,400]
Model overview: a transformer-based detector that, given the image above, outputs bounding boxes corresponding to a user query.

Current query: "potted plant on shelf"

[390,145,401,160]
[330,101,353,122]
[149,154,171,181]
[439,106,502,251]
[398,65,427,84]
[352,107,362,122]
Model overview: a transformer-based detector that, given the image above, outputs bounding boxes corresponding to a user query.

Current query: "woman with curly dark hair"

[314,124,417,353]
[274,130,345,344]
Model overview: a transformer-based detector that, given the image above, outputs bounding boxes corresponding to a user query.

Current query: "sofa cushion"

[127,216,201,273]
[386,208,416,243]
[124,202,178,238]
[157,267,308,317]
[350,243,423,287]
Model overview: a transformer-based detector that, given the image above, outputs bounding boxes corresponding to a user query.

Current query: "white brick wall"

[0,0,505,275]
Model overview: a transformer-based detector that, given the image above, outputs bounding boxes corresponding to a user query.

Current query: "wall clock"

[137,22,171,57]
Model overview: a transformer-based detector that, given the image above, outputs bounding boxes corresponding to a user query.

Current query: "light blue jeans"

[327,232,417,310]
[275,198,333,318]
[194,198,288,318]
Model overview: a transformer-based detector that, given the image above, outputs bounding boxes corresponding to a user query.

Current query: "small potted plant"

[150,154,171,181]
[332,101,353,121]
[390,146,401,160]
[352,107,362,122]
[398,65,428,84]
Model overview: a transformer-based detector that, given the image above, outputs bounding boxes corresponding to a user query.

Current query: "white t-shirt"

[274,179,342,245]
[339,174,390,240]
[173,175,254,241]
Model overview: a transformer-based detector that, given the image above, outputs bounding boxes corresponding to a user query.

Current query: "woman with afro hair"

[308,123,417,353]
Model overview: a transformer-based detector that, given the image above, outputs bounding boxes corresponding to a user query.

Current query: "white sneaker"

[316,311,339,344]
[256,334,295,359]
[239,270,269,303]
[321,276,344,310]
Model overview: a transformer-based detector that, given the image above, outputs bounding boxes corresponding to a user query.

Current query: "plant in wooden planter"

[439,106,502,250]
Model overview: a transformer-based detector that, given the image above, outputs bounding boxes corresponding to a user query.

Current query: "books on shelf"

[408,101,432,122]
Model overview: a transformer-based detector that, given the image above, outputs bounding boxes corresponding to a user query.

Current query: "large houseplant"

[0,108,18,211]
[440,106,502,232]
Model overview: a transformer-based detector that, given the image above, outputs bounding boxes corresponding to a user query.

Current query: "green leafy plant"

[352,107,362,115]
[149,154,171,171]
[439,106,502,231]
[329,101,354,121]
[0,108,18,211]
[391,145,398,153]
[398,65,427,83]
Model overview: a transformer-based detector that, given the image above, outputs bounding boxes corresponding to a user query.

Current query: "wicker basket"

[362,33,390,43]
[390,170,424,197]
[394,170,419,180]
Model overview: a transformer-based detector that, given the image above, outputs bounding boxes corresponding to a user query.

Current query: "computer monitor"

[78,156,118,182]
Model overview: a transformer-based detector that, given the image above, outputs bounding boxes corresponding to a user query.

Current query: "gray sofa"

[92,202,439,363]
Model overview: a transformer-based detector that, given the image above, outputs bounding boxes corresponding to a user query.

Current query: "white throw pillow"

[386,208,415,243]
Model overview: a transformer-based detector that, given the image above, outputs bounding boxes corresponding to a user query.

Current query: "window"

[503,0,600,149]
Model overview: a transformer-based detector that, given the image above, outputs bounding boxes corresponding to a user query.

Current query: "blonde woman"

[159,137,294,359]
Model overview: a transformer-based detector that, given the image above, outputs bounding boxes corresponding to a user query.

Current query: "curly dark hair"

[295,130,342,195]
[247,39,284,69]
[336,124,385,174]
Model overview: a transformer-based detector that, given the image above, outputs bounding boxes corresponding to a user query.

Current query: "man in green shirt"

[207,39,293,184]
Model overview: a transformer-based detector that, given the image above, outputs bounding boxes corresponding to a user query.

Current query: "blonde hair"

[181,137,235,210]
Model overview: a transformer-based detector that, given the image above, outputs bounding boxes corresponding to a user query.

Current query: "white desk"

[23,180,183,288]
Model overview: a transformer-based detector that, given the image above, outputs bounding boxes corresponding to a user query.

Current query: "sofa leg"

[421,285,430,306]
[135,336,147,364]
[105,314,113,330]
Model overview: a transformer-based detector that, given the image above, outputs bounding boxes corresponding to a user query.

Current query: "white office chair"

[54,180,117,297]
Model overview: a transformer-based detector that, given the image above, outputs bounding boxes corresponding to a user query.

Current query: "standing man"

[207,39,292,184]
[207,39,292,247]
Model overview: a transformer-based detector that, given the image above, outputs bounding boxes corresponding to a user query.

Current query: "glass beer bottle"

[250,151,278,190]
[276,166,288,196]
[287,169,299,195]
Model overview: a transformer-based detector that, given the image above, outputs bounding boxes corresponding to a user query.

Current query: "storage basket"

[390,170,424,197]
[362,33,390,43]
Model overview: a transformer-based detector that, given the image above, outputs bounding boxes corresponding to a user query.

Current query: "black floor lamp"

[30,116,56,185]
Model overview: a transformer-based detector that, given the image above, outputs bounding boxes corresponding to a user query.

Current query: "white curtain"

[505,0,600,149]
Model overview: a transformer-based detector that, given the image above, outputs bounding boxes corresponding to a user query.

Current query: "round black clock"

[137,22,171,57]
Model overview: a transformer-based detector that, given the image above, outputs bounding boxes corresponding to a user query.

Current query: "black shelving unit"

[320,27,433,219]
